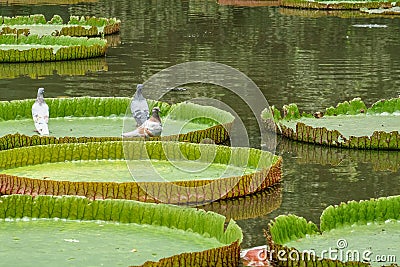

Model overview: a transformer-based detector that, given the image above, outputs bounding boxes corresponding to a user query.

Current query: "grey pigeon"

[31,87,49,136]
[130,84,149,127]
[122,107,162,138]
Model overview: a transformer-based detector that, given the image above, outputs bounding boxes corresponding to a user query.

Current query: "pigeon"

[130,84,149,127]
[31,87,49,136]
[122,107,162,138]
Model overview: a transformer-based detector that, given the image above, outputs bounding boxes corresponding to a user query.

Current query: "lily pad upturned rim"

[0,97,235,150]
[279,0,400,10]
[0,194,242,267]
[263,97,400,150]
[1,14,121,36]
[0,34,107,63]
[0,141,282,203]
[266,195,400,267]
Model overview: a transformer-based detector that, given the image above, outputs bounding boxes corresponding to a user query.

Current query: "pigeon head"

[37,87,45,97]
[151,107,161,122]
[136,84,143,92]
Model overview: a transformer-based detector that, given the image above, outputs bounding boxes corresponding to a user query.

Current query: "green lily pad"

[3,159,257,182]
[284,221,399,267]
[263,97,400,150]
[282,114,399,138]
[0,116,215,138]
[0,141,282,203]
[0,35,107,63]
[1,14,121,37]
[267,195,400,267]
[279,0,400,10]
[279,7,399,18]
[0,97,235,150]
[0,194,242,267]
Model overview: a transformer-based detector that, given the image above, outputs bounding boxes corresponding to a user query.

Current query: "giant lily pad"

[0,34,107,62]
[280,0,400,10]
[263,97,400,150]
[0,141,282,203]
[266,195,400,267]
[0,97,234,150]
[0,57,107,79]
[0,194,242,266]
[279,7,400,18]
[0,14,121,37]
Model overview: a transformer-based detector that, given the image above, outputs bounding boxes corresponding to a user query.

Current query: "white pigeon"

[31,87,49,136]
[130,84,149,127]
[122,107,162,138]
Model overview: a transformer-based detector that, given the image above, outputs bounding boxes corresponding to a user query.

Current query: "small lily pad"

[267,195,400,267]
[0,35,107,63]
[279,0,400,10]
[263,97,400,150]
[1,14,120,36]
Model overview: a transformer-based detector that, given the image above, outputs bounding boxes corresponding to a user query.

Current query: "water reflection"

[199,185,282,222]
[275,135,400,223]
[278,137,400,172]
[0,58,107,80]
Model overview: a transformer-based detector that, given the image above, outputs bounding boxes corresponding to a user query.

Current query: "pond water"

[1,0,400,256]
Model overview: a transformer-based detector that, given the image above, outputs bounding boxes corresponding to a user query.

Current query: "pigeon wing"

[32,101,49,135]
[130,98,149,127]
[142,120,162,137]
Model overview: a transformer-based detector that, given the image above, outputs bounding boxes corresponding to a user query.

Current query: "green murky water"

[284,221,400,267]
[0,116,212,138]
[0,218,223,267]
[2,159,256,182]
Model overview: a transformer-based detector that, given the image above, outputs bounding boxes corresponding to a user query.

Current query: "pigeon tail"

[35,121,49,136]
